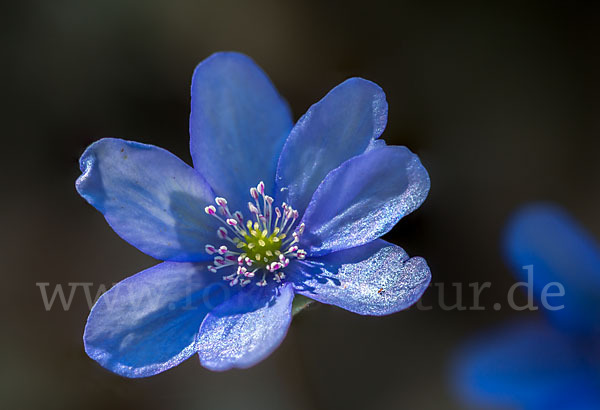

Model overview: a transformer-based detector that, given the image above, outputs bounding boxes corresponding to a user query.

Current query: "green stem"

[291,294,314,316]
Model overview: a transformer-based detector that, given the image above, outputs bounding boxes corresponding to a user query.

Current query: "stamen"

[215,197,231,218]
[256,271,267,286]
[248,203,259,215]
[233,211,242,223]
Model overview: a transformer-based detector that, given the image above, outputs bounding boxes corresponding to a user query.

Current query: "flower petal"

[289,239,430,315]
[197,283,294,371]
[275,78,388,216]
[190,52,293,210]
[76,138,219,262]
[300,146,430,256]
[504,203,600,334]
[84,262,233,378]
[452,320,600,409]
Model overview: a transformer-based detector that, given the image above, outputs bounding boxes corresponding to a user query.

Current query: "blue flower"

[76,52,431,376]
[453,203,600,409]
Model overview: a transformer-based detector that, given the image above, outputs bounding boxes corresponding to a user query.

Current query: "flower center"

[204,181,306,287]
[241,224,284,266]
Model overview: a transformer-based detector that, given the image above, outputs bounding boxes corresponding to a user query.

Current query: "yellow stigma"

[238,226,286,266]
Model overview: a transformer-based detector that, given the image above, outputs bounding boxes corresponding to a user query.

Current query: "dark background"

[2,1,599,409]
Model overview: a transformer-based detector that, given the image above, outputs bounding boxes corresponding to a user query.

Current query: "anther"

[248,203,259,214]
[234,211,244,223]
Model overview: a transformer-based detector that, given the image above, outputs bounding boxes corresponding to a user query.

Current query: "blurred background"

[2,0,599,409]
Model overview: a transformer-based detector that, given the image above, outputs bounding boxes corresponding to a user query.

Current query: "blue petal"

[300,146,430,256]
[197,282,294,371]
[84,262,233,377]
[453,320,600,409]
[275,78,388,216]
[190,52,293,210]
[504,203,600,334]
[76,138,219,262]
[289,239,430,315]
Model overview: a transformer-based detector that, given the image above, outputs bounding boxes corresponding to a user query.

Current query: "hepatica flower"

[453,203,600,409]
[76,52,431,376]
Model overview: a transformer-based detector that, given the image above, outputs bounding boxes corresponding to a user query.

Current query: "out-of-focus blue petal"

[76,138,218,262]
[453,320,600,409]
[190,52,293,210]
[504,203,600,334]
[289,239,430,315]
[84,262,233,378]
[300,146,430,256]
[197,282,294,371]
[275,78,387,216]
